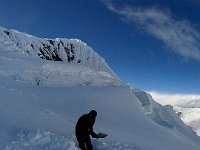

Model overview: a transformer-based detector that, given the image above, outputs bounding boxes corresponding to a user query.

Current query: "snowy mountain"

[0,27,200,150]
[0,27,117,80]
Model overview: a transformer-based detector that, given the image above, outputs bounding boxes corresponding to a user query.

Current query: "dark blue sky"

[1,0,200,94]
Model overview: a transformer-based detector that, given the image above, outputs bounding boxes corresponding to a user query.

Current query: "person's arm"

[89,127,98,138]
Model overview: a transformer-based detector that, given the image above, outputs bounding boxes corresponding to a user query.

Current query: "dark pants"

[76,134,93,150]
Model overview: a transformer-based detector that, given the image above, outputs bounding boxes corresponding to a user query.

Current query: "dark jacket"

[75,113,98,139]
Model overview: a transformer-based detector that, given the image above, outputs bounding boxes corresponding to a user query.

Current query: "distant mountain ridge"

[0,27,118,79]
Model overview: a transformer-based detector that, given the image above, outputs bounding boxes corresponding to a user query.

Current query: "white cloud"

[149,91,200,107]
[101,0,200,61]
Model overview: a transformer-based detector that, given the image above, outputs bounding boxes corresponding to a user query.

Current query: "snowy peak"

[0,27,118,79]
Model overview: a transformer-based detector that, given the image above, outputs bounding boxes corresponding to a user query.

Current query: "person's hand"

[97,132,108,138]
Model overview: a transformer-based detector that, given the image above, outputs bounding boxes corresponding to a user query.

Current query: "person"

[75,110,100,150]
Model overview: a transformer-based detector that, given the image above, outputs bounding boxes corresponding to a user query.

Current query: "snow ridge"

[130,87,200,143]
[0,27,118,79]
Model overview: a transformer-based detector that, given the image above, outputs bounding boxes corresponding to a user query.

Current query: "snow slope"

[0,27,200,149]
[1,73,200,150]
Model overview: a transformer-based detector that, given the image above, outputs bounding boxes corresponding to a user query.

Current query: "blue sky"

[1,0,200,94]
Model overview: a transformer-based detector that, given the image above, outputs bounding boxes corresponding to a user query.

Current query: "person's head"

[89,110,97,118]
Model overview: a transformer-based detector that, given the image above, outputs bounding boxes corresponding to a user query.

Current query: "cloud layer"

[149,91,200,107]
[101,0,200,61]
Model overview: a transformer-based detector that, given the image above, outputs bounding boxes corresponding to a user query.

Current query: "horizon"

[1,0,200,96]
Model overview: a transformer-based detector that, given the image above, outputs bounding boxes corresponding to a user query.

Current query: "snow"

[5,130,78,150]
[0,53,121,87]
[1,74,200,150]
[0,27,200,150]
